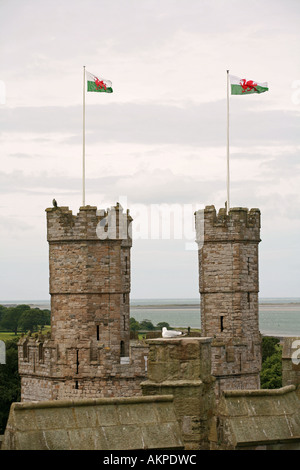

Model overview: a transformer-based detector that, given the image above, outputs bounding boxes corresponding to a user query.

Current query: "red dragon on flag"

[239,78,258,93]
[94,77,107,91]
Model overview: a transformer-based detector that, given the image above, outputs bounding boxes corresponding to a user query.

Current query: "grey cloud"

[1,101,299,147]
[0,168,221,206]
[258,150,300,177]
[0,215,33,232]
[0,170,79,195]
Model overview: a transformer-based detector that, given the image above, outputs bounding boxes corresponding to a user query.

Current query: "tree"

[130,317,140,331]
[156,322,170,329]
[0,339,21,433]
[0,307,24,335]
[260,336,282,389]
[262,336,280,362]
[139,319,155,331]
[18,308,50,333]
[0,305,50,335]
[41,309,51,326]
[260,349,282,389]
[0,305,7,324]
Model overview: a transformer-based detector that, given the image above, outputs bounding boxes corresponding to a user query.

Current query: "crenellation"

[46,204,132,243]
[196,205,261,245]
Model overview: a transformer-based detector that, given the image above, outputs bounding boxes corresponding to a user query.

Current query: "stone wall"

[195,205,262,395]
[19,330,148,401]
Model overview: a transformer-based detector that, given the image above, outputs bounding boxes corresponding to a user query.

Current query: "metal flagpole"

[82,65,86,207]
[226,69,230,213]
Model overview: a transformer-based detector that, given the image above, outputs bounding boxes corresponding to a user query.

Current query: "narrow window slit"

[76,349,79,374]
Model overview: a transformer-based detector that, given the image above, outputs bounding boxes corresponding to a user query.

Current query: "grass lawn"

[0,326,51,343]
[0,331,21,342]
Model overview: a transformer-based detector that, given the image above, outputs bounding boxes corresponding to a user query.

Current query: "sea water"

[130,298,300,336]
[1,298,300,337]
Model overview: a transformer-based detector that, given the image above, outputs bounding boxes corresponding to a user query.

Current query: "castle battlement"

[195,205,261,244]
[46,203,132,244]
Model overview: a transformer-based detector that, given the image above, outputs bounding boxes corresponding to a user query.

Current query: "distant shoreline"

[1,299,300,309]
[132,304,199,309]
[132,303,300,309]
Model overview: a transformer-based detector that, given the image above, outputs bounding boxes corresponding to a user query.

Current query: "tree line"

[0,304,51,335]
[130,317,170,331]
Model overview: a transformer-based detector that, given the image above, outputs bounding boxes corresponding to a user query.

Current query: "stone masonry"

[141,337,216,450]
[18,203,148,401]
[195,205,262,396]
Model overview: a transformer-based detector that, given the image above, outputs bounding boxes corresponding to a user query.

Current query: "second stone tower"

[195,205,262,395]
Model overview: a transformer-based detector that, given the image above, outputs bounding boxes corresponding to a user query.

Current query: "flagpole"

[82,65,86,207]
[226,69,230,213]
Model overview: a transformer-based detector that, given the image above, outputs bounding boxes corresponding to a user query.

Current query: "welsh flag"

[230,75,268,95]
[86,70,113,93]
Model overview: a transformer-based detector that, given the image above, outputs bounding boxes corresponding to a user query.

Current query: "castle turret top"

[46,203,132,244]
[195,205,261,243]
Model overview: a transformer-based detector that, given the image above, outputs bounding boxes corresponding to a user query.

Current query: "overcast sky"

[0,0,299,300]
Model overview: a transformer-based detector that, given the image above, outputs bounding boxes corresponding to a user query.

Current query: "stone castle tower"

[195,205,262,395]
[18,204,148,401]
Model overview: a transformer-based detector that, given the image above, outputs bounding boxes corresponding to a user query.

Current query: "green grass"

[0,331,21,342]
[0,326,51,343]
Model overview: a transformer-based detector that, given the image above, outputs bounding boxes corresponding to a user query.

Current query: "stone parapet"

[141,337,215,450]
[195,205,261,245]
[46,203,132,244]
[18,331,149,401]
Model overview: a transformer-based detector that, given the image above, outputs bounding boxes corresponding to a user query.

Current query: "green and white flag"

[86,70,113,93]
[229,75,268,95]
